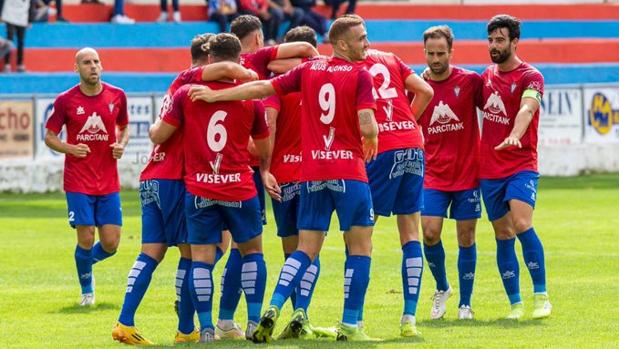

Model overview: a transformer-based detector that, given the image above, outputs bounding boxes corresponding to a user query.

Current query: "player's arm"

[405,73,434,120]
[275,42,319,59]
[201,61,258,82]
[189,80,276,103]
[359,108,379,163]
[495,93,540,150]
[149,120,178,144]
[45,129,91,158]
[267,58,303,74]
[266,106,279,156]
[254,136,281,201]
[111,125,130,159]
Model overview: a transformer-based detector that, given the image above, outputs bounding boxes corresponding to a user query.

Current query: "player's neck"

[332,51,353,62]
[79,82,103,96]
[497,55,522,72]
[241,42,258,54]
[429,65,452,82]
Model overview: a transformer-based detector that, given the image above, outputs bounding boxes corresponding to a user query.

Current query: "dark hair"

[231,15,262,41]
[284,26,317,47]
[208,33,242,61]
[328,14,365,43]
[423,25,454,50]
[191,33,214,62]
[487,14,521,40]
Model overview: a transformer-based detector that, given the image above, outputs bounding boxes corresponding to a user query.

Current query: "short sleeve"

[45,96,66,133]
[471,72,484,109]
[161,86,187,127]
[356,69,376,111]
[396,55,414,81]
[251,100,269,139]
[263,94,281,112]
[116,93,129,128]
[271,63,303,96]
[251,46,278,78]
[521,68,545,100]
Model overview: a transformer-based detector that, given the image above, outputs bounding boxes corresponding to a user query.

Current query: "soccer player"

[150,33,275,343]
[362,46,433,336]
[262,26,327,339]
[111,34,257,345]
[44,47,129,307]
[480,14,551,319]
[189,14,380,342]
[418,25,483,321]
[213,14,320,340]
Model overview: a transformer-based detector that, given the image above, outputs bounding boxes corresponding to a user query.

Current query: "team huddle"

[44,12,552,345]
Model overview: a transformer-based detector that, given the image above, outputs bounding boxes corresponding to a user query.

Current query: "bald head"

[75,47,99,64]
[74,47,102,87]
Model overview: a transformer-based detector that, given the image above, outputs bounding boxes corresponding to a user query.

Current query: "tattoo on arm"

[359,110,373,125]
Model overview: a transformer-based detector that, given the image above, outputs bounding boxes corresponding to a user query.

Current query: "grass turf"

[0,174,618,348]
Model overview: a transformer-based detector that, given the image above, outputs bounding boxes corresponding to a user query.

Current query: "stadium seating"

[1,2,618,94]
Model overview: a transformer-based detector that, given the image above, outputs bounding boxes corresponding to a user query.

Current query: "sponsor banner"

[126,96,155,163]
[583,86,619,143]
[34,97,67,159]
[0,100,34,159]
[539,87,582,146]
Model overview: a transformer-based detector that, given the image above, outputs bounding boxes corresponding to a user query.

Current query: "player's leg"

[174,243,201,343]
[506,171,550,318]
[216,238,244,339]
[92,192,123,264]
[67,192,96,304]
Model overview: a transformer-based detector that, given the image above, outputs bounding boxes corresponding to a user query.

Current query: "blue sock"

[176,257,195,334]
[118,253,158,326]
[284,253,297,310]
[91,241,116,264]
[343,255,371,326]
[189,261,215,331]
[294,255,320,313]
[423,240,449,291]
[346,249,365,324]
[517,228,547,294]
[496,238,521,304]
[270,250,311,309]
[214,247,224,265]
[402,241,423,316]
[458,244,477,307]
[218,249,242,321]
[241,253,267,323]
[74,245,93,294]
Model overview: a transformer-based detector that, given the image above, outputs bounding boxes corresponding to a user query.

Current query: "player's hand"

[69,143,91,158]
[241,69,259,82]
[421,67,431,80]
[495,136,522,150]
[110,142,125,159]
[362,136,378,163]
[189,85,217,103]
[262,171,282,202]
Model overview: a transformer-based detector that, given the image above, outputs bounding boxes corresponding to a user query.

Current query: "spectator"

[0,36,13,58]
[208,0,238,33]
[110,0,134,24]
[44,0,66,21]
[157,0,180,23]
[324,0,356,20]
[291,0,326,39]
[1,0,36,72]
[268,0,303,39]
[239,0,279,45]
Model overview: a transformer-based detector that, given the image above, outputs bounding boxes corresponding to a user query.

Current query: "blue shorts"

[252,168,267,225]
[480,171,539,221]
[421,188,482,220]
[66,192,122,228]
[272,182,301,238]
[366,148,424,216]
[297,180,374,232]
[140,179,187,246]
[185,193,263,245]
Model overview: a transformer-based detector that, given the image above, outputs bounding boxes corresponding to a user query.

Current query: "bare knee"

[98,226,121,252]
[512,218,532,234]
[76,226,96,249]
[422,226,441,246]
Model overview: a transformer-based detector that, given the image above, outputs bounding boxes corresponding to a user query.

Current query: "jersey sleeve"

[271,63,303,96]
[263,94,281,112]
[472,72,484,110]
[187,66,204,84]
[521,69,545,102]
[116,92,129,128]
[45,96,66,133]
[356,69,377,111]
[161,86,187,127]
[396,55,414,80]
[252,46,278,76]
[251,100,270,139]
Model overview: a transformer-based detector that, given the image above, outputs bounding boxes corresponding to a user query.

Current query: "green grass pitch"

[1,174,618,348]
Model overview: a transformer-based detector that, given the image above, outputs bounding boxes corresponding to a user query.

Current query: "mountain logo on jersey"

[483,91,507,116]
[77,112,109,141]
[430,101,460,125]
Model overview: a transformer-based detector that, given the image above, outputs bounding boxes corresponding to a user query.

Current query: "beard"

[490,48,511,64]
[429,62,448,75]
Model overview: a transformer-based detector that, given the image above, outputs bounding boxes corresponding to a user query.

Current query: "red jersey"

[140,67,203,181]
[271,57,376,182]
[46,83,128,195]
[240,46,278,80]
[419,66,482,191]
[480,62,544,179]
[362,49,423,153]
[163,82,269,201]
[264,93,302,184]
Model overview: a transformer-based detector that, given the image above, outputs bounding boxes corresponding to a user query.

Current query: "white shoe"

[172,11,181,22]
[215,321,244,339]
[111,14,135,24]
[458,305,474,320]
[430,287,452,319]
[80,293,95,306]
[156,11,167,22]
[245,320,258,340]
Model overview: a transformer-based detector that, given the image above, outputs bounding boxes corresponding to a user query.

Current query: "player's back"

[264,92,302,184]
[363,49,423,153]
